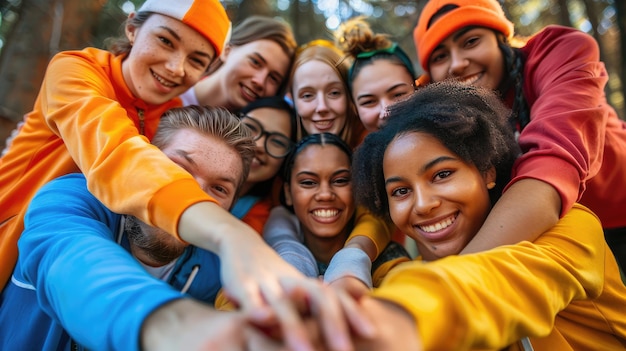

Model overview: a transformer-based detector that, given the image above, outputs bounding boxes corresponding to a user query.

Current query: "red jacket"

[508,25,626,229]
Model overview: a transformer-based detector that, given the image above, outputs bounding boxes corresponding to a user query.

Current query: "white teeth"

[313,209,338,218]
[153,72,175,87]
[419,216,455,233]
[315,120,332,127]
[458,75,479,85]
[242,86,257,99]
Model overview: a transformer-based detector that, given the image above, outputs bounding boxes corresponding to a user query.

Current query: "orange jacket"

[0,48,215,287]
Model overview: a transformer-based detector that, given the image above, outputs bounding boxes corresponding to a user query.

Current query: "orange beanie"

[414,0,514,71]
[138,0,231,56]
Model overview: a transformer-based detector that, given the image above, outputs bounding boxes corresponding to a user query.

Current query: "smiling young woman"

[180,15,297,112]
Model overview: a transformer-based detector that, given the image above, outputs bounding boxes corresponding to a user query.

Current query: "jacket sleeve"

[370,204,604,350]
[16,174,184,351]
[41,50,213,237]
[347,206,393,257]
[513,26,610,217]
[263,206,318,278]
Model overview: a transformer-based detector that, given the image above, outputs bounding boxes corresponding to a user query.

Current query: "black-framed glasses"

[241,115,294,158]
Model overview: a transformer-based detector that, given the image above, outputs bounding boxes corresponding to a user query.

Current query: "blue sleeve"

[16,174,184,351]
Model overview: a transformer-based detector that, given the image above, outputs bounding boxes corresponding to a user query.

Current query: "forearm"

[347,207,393,260]
[262,206,318,277]
[352,297,420,351]
[179,204,372,351]
[178,201,261,252]
[141,298,267,351]
[462,178,560,254]
[344,236,378,261]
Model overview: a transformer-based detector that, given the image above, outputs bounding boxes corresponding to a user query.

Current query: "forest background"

[0,0,624,151]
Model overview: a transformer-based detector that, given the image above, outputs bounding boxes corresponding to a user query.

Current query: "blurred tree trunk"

[232,0,272,23]
[0,0,104,149]
[555,0,573,27]
[580,0,621,116]
[289,0,327,44]
[581,0,605,59]
[615,0,626,119]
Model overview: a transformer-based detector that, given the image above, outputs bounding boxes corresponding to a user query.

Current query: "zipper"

[137,108,145,135]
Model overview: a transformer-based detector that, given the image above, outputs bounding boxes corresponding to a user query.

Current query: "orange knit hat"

[138,0,231,56]
[414,0,514,71]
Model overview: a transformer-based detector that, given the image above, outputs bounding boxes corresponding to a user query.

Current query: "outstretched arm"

[141,299,284,351]
[370,204,605,351]
[461,178,560,254]
[180,202,374,351]
[263,205,319,278]
[324,207,394,291]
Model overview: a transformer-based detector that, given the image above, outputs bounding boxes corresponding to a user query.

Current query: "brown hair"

[105,12,152,55]
[208,16,297,94]
[336,16,416,84]
[336,16,393,58]
[152,105,256,194]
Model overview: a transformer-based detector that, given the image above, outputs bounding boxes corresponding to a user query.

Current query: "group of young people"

[1,0,625,349]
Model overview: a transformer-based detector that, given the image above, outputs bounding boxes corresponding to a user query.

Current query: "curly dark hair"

[352,80,521,222]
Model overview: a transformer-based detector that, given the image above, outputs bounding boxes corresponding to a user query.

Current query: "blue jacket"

[0,174,222,350]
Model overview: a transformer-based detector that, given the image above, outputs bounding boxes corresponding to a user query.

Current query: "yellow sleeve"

[371,241,412,288]
[214,289,237,311]
[371,256,410,288]
[347,206,393,258]
[370,204,606,350]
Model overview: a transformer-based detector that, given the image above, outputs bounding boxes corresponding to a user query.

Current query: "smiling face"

[383,132,494,261]
[428,27,504,91]
[217,39,291,109]
[292,60,348,136]
[284,144,354,243]
[122,13,215,105]
[352,60,415,132]
[242,107,292,189]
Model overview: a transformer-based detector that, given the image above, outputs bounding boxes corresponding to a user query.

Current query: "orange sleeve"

[42,49,215,237]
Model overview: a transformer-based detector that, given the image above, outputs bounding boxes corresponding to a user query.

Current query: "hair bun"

[335,17,392,58]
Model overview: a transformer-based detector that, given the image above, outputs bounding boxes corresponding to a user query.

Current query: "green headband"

[348,43,417,84]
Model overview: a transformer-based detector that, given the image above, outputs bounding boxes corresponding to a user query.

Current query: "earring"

[487,181,496,189]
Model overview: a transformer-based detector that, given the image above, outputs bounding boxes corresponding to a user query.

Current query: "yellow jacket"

[0,48,215,287]
[371,204,626,350]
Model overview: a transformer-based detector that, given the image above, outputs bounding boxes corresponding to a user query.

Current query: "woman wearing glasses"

[230,97,296,234]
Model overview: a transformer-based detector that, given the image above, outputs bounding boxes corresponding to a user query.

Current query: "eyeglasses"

[241,115,294,158]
